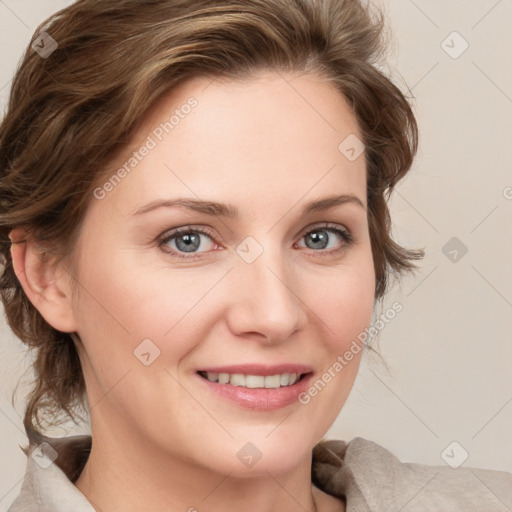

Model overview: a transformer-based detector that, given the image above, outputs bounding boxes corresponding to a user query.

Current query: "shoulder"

[8,434,93,512]
[312,437,512,511]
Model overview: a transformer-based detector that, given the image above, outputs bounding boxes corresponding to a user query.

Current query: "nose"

[225,243,308,345]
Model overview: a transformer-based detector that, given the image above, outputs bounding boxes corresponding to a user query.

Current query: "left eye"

[296,226,353,251]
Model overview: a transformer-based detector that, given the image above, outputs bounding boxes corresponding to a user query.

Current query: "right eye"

[159,226,222,259]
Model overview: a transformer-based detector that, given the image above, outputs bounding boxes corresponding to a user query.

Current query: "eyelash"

[158,223,354,260]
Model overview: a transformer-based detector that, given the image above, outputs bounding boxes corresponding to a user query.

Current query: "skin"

[11,71,376,512]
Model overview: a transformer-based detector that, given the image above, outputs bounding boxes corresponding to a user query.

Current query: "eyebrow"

[131,193,366,218]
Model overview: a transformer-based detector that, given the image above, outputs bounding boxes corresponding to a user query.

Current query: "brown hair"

[0,0,424,441]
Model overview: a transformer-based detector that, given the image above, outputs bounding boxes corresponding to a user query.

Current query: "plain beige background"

[0,0,511,509]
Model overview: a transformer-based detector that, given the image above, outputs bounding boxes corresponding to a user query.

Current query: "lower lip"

[196,373,313,411]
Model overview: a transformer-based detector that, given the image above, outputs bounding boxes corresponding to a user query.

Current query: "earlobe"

[9,228,79,333]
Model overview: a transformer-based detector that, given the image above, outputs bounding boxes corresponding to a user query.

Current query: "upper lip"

[197,364,313,376]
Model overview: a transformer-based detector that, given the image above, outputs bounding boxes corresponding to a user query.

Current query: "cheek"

[309,253,376,346]
[71,242,227,374]
[69,248,218,433]
[297,254,375,422]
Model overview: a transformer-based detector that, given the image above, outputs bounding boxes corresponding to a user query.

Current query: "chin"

[190,428,319,478]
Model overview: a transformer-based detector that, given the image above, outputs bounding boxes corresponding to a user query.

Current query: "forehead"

[94,71,367,218]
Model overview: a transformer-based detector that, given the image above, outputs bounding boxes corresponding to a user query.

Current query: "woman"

[1,0,510,510]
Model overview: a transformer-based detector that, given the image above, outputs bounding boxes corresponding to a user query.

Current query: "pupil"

[307,231,328,250]
[177,233,200,252]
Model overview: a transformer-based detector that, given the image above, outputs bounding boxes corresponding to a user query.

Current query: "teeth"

[246,375,265,388]
[204,371,302,388]
[206,372,218,382]
[230,374,245,386]
[218,373,230,384]
[264,375,280,388]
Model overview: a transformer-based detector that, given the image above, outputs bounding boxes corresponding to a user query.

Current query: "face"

[66,71,375,476]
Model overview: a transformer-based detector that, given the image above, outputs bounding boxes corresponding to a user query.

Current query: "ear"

[9,227,79,333]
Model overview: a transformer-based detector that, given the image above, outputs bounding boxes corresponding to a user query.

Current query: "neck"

[74,420,321,512]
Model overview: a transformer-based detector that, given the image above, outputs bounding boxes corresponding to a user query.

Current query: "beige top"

[7,434,512,511]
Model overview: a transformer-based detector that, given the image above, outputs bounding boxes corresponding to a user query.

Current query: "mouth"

[197,370,310,389]
[195,365,314,410]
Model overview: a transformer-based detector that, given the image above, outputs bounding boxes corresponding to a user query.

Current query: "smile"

[198,371,305,388]
[195,364,314,410]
